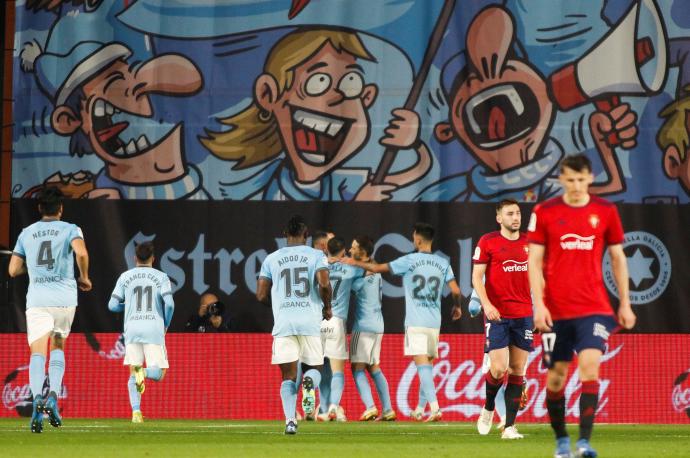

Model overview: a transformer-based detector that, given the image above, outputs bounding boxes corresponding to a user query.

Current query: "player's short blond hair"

[658,87,690,162]
[200,28,374,169]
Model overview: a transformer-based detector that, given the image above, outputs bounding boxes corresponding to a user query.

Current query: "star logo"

[627,248,654,288]
[602,231,671,305]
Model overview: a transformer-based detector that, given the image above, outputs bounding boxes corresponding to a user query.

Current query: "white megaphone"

[548,0,668,143]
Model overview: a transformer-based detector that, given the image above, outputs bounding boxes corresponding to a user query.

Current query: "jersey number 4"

[36,241,55,270]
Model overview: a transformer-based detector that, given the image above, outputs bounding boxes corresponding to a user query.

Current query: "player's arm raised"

[316,269,333,320]
[256,278,271,306]
[472,263,500,321]
[341,257,390,274]
[447,279,463,321]
[609,244,636,329]
[71,238,92,291]
[8,254,26,277]
[528,243,552,332]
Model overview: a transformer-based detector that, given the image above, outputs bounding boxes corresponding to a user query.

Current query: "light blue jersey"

[389,252,455,329]
[352,273,384,334]
[12,219,83,308]
[259,245,329,337]
[109,267,174,345]
[328,262,364,320]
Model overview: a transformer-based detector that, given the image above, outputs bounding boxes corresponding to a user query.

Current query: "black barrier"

[8,200,690,333]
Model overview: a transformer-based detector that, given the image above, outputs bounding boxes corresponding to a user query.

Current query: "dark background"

[4,199,689,333]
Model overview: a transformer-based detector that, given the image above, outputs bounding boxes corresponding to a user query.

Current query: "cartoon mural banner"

[9,199,690,334]
[10,0,690,203]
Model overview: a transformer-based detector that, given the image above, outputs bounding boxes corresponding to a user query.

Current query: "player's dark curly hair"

[327,236,346,256]
[38,186,64,216]
[413,222,435,241]
[354,235,374,257]
[135,242,155,262]
[285,215,308,237]
[560,153,592,174]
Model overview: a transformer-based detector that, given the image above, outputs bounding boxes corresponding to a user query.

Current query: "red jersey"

[527,195,625,320]
[472,231,532,319]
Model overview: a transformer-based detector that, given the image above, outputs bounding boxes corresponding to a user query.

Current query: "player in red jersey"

[528,154,636,458]
[473,199,533,440]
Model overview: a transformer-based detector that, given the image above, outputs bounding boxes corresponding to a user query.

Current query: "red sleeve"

[472,235,490,264]
[605,205,625,245]
[527,205,546,244]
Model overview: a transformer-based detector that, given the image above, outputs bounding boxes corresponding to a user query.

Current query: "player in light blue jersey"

[8,187,91,433]
[344,222,463,422]
[318,237,364,421]
[257,216,332,435]
[346,236,396,421]
[108,242,174,423]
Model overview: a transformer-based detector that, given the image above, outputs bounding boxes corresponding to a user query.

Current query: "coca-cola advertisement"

[2,333,689,423]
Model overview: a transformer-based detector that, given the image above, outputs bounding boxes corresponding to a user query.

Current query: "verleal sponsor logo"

[560,234,595,251]
[395,341,621,418]
[502,260,528,272]
[672,371,690,418]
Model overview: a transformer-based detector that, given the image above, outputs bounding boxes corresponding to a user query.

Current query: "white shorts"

[321,317,349,360]
[404,326,440,358]
[272,335,324,366]
[350,332,383,365]
[124,343,169,369]
[26,306,76,345]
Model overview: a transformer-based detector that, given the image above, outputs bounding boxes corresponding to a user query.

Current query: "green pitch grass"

[1,419,689,457]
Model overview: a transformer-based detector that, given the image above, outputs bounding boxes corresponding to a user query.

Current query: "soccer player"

[344,222,462,421]
[8,187,91,433]
[256,216,332,435]
[312,230,335,253]
[108,242,174,423]
[320,236,364,421]
[348,236,396,421]
[528,154,636,458]
[473,199,533,439]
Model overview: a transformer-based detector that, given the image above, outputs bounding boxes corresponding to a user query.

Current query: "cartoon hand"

[83,188,122,199]
[355,182,396,201]
[590,103,638,150]
[380,109,421,149]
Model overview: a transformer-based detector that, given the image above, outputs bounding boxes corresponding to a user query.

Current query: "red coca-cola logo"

[2,365,32,412]
[3,365,68,417]
[395,341,623,420]
[672,371,690,418]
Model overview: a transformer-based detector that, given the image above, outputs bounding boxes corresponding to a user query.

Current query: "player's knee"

[546,369,568,391]
[490,361,508,379]
[50,334,65,349]
[508,362,525,376]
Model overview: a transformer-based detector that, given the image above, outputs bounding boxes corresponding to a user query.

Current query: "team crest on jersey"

[524,245,529,254]
[589,214,600,229]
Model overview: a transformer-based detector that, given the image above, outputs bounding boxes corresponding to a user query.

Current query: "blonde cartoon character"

[201,28,430,201]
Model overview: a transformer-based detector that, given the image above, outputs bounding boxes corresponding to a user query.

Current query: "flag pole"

[372,0,457,185]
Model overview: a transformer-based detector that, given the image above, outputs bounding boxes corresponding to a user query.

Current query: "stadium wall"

[2,333,690,424]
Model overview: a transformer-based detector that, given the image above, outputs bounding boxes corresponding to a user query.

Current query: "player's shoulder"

[479,231,501,244]
[589,195,617,209]
[534,196,563,213]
